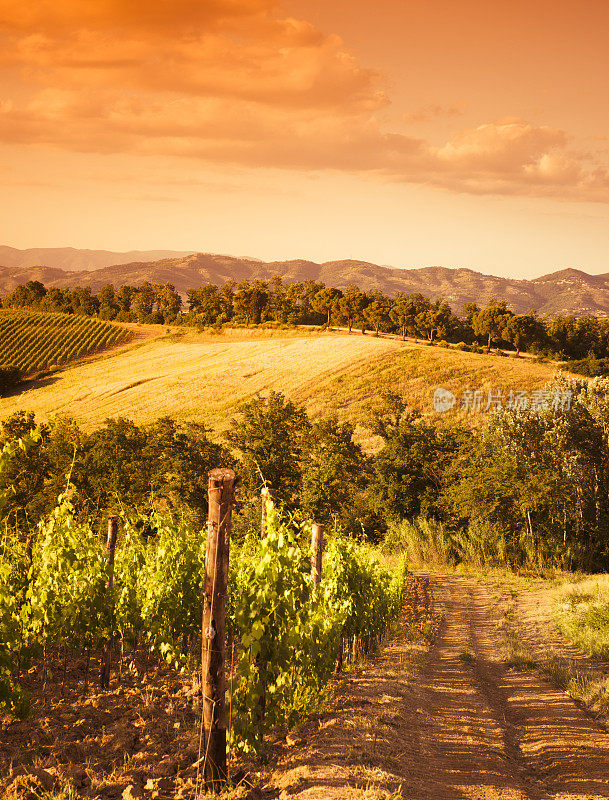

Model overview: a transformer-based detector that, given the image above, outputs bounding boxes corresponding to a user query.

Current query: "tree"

[188,285,221,325]
[391,293,420,340]
[363,293,392,336]
[311,287,342,327]
[370,393,466,523]
[226,391,310,504]
[234,280,270,326]
[219,280,236,322]
[415,300,453,343]
[70,286,99,316]
[503,312,542,355]
[284,281,304,325]
[155,283,181,322]
[0,411,50,529]
[98,284,118,320]
[472,299,512,352]
[300,416,366,525]
[336,286,365,333]
[41,287,71,314]
[134,282,155,321]
[116,285,134,314]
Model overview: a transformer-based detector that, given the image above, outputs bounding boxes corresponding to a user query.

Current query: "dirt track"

[267,575,609,800]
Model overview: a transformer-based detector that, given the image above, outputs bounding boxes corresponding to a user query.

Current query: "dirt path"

[265,575,609,800]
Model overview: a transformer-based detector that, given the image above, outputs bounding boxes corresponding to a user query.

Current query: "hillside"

[0,311,133,376]
[0,328,557,443]
[0,246,194,271]
[1,249,609,316]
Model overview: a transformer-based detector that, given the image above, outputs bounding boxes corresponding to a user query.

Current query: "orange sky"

[1,0,608,277]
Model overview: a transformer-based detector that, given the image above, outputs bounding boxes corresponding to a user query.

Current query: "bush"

[0,365,22,394]
[382,516,455,567]
[456,342,470,351]
[436,339,450,348]
[564,355,609,377]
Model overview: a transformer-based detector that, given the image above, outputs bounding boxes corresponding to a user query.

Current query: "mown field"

[0,310,133,376]
[1,325,558,442]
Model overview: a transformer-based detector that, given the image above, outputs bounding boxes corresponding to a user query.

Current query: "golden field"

[1,326,559,442]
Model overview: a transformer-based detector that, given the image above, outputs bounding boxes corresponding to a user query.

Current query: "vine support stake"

[100,515,119,690]
[202,468,238,791]
[260,487,275,539]
[310,523,325,585]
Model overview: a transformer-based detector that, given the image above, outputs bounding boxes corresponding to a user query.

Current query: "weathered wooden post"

[260,487,274,539]
[202,468,237,790]
[310,523,324,584]
[255,486,274,748]
[100,515,119,690]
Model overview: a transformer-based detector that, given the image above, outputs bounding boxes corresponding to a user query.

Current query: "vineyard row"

[0,441,407,788]
[0,310,133,375]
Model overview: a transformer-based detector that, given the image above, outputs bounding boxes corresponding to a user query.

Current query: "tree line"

[6,278,609,363]
[4,372,609,571]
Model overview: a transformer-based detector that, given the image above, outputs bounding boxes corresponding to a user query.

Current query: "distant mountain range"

[0,246,194,272]
[1,246,608,317]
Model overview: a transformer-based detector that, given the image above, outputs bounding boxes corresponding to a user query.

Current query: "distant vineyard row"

[0,311,133,375]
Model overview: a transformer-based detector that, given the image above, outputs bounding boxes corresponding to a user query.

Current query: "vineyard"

[0,431,407,797]
[0,311,133,376]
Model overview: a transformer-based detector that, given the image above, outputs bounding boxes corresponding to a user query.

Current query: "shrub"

[0,365,22,394]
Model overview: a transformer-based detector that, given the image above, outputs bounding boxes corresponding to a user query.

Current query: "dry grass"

[0,327,557,443]
[496,574,609,721]
[552,575,609,660]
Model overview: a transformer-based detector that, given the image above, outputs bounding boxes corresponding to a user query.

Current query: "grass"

[0,326,557,444]
[552,575,609,660]
[498,577,609,719]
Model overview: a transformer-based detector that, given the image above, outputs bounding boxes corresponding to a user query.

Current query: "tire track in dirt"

[263,575,609,800]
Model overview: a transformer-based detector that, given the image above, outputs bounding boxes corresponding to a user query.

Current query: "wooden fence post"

[202,468,237,790]
[255,486,274,748]
[260,487,274,539]
[100,515,119,690]
[310,523,324,584]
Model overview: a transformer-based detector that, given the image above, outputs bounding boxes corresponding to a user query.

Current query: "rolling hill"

[0,328,557,446]
[1,247,608,316]
[0,245,194,271]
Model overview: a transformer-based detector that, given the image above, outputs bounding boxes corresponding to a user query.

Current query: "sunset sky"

[1,0,608,277]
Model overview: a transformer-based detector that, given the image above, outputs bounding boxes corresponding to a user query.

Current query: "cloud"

[403,104,465,124]
[429,119,609,200]
[0,2,608,203]
[0,0,385,113]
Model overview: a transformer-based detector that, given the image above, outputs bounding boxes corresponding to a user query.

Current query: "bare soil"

[3,574,609,800]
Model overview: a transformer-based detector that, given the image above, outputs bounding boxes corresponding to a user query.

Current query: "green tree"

[98,284,118,320]
[503,312,542,355]
[390,293,421,340]
[226,392,310,503]
[336,286,365,333]
[311,287,342,327]
[370,394,466,524]
[300,416,366,526]
[116,285,135,314]
[472,299,512,352]
[363,293,392,336]
[415,299,454,343]
[155,283,182,322]
[187,285,221,325]
[234,281,270,326]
